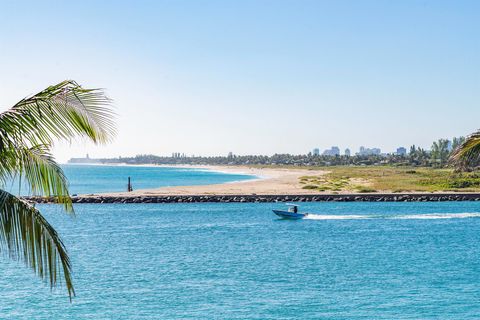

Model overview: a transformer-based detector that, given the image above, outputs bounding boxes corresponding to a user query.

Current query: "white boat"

[272,204,308,219]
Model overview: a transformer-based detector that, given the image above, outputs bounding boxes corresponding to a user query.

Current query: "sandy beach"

[101,165,328,196]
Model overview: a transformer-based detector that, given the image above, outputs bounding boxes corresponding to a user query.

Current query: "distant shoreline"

[61,164,480,197]
[93,165,328,197]
[64,162,264,179]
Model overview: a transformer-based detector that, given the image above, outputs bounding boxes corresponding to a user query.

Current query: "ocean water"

[1,202,480,319]
[4,164,256,195]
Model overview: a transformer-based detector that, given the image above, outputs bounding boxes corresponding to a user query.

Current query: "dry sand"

[102,165,328,196]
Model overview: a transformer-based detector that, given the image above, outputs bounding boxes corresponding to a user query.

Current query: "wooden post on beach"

[127,177,133,192]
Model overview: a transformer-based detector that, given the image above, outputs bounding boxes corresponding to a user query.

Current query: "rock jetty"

[23,193,480,204]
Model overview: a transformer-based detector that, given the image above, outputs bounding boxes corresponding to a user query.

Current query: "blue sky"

[0,0,478,161]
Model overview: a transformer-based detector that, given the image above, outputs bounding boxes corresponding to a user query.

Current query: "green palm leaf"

[0,80,116,299]
[0,190,74,299]
[450,130,480,169]
[16,145,72,210]
[0,80,116,152]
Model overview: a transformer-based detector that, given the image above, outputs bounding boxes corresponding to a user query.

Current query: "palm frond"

[0,190,74,299]
[0,80,116,299]
[450,130,480,169]
[0,80,116,151]
[0,145,72,211]
[19,145,72,210]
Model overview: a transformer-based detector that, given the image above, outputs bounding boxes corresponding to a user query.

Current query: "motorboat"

[272,204,308,219]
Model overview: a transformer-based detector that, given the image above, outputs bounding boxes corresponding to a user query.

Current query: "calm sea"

[4,164,256,195]
[2,202,480,319]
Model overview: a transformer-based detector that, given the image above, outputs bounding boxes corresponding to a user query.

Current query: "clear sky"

[0,0,479,162]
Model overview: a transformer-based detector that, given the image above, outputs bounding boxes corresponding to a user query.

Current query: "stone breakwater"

[23,193,480,204]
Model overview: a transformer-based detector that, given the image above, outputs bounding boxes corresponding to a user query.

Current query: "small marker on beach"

[127,177,133,192]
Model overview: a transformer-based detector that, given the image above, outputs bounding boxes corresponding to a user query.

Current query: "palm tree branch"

[19,145,73,211]
[0,144,72,211]
[0,80,116,151]
[450,131,480,168]
[0,189,74,299]
[0,80,116,299]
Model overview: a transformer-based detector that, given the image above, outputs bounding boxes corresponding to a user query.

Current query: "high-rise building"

[371,148,381,155]
[313,148,320,156]
[396,147,407,156]
[323,146,340,156]
[358,147,381,156]
[344,148,351,157]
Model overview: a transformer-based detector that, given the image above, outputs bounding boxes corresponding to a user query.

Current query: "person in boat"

[293,206,298,213]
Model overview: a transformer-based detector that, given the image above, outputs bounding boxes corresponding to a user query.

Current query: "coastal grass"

[297,166,480,193]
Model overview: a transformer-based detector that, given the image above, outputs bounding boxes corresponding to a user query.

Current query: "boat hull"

[272,210,307,220]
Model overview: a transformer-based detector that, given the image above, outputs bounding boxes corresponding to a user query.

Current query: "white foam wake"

[305,214,369,220]
[393,212,480,220]
[304,212,480,220]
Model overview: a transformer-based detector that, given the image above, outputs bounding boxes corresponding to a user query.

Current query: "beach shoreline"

[94,165,328,197]
[63,164,480,197]
[31,165,480,203]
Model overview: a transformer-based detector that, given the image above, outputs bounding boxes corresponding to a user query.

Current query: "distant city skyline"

[71,144,411,159]
[68,137,466,160]
[1,1,479,163]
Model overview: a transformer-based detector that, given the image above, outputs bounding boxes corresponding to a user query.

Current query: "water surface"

[4,164,256,195]
[1,202,480,319]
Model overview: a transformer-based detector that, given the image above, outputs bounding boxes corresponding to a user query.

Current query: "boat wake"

[393,212,480,220]
[305,214,369,220]
[304,212,480,220]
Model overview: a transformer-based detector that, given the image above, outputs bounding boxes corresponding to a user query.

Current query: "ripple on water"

[1,202,480,319]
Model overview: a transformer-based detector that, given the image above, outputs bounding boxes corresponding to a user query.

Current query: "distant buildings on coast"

[69,145,411,167]
[322,146,340,156]
[357,146,381,156]
[310,146,408,157]
[66,138,459,168]
[68,154,101,164]
[396,147,407,156]
[66,136,462,168]
[172,152,186,158]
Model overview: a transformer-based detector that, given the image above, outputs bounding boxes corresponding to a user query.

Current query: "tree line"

[93,137,471,168]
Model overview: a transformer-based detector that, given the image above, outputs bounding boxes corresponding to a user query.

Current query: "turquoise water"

[2,202,480,319]
[4,164,256,195]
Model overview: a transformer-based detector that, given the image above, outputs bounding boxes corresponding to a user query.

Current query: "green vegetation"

[355,186,377,193]
[300,174,365,192]
[79,136,468,168]
[298,166,480,193]
[0,81,115,299]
